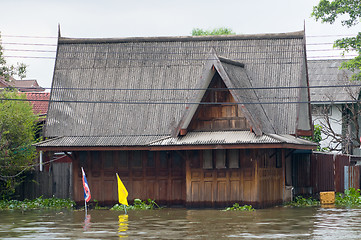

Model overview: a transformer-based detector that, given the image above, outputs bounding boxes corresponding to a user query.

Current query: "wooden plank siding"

[72,148,285,208]
[188,72,251,132]
[72,150,186,206]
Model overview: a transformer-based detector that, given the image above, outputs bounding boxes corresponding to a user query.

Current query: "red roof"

[24,92,50,115]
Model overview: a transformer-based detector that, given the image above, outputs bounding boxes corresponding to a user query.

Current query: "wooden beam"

[179,129,187,136]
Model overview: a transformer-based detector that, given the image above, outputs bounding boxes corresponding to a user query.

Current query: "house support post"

[185,151,191,207]
[39,151,43,172]
[282,149,286,201]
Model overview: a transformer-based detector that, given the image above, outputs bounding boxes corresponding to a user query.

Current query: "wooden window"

[119,151,128,169]
[78,151,88,176]
[147,151,155,167]
[215,150,226,169]
[276,150,282,168]
[203,150,213,169]
[228,149,239,168]
[91,151,101,170]
[311,104,332,116]
[132,151,142,168]
[78,151,87,168]
[104,151,113,169]
[172,151,182,168]
[159,151,168,168]
[191,151,200,168]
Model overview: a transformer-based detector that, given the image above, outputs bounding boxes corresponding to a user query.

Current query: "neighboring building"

[15,79,45,92]
[0,75,16,88]
[24,92,50,138]
[308,59,361,155]
[0,76,45,92]
[35,30,316,208]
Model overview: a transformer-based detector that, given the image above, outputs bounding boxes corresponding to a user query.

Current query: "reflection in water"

[1,208,361,239]
[118,214,128,238]
[83,214,91,231]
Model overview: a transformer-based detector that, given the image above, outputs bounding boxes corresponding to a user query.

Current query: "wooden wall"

[72,148,285,208]
[72,150,185,205]
[186,149,284,208]
[188,72,251,131]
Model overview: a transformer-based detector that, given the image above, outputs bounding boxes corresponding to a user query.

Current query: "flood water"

[1,207,361,239]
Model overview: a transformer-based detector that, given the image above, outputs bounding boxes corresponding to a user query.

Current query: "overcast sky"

[1,0,359,89]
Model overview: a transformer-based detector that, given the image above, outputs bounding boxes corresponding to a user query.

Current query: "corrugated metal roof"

[35,131,317,148]
[219,59,275,134]
[45,31,310,139]
[35,135,168,147]
[308,59,360,103]
[151,131,280,146]
[150,131,317,146]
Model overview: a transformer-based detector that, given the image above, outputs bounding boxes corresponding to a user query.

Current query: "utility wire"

[0,98,360,105]
[5,83,361,92]
[4,83,361,91]
[0,154,68,179]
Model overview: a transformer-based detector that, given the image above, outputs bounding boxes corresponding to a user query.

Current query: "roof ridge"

[58,30,304,44]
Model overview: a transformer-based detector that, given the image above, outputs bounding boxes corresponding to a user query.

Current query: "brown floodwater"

[1,207,361,239]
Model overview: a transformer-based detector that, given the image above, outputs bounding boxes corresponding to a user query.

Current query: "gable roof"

[15,80,45,92]
[0,75,16,88]
[44,31,311,141]
[308,59,361,103]
[177,54,274,136]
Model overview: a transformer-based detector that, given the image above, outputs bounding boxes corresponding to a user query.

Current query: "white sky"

[0,0,359,89]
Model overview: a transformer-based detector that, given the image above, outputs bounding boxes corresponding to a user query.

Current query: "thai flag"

[81,167,91,202]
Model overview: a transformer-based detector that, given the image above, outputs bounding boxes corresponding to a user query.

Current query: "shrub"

[224,203,255,211]
[336,188,361,206]
[285,196,320,207]
[111,198,161,211]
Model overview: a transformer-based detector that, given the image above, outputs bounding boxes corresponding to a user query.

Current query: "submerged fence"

[293,152,360,195]
[16,162,72,200]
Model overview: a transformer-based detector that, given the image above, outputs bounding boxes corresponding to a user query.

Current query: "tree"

[0,32,27,81]
[311,0,361,80]
[191,27,236,36]
[0,33,34,198]
[0,90,39,198]
[313,84,361,154]
[302,124,328,151]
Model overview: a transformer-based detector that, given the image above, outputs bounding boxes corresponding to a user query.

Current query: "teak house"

[36,30,317,208]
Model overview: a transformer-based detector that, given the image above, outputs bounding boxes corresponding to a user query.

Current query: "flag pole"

[123,204,127,215]
[85,199,87,215]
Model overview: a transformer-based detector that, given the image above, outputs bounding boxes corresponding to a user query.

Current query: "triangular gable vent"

[175,54,267,137]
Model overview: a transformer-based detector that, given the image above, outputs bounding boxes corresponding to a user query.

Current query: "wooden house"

[35,30,317,208]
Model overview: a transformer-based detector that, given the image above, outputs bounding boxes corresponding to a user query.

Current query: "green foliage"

[224,203,255,211]
[192,27,235,36]
[302,124,328,151]
[311,0,361,80]
[0,90,39,198]
[111,198,161,211]
[0,196,75,210]
[285,196,320,207]
[335,188,361,206]
[93,199,109,209]
[0,32,27,80]
[311,0,361,27]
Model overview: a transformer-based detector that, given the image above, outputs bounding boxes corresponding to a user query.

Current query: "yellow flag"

[116,173,128,206]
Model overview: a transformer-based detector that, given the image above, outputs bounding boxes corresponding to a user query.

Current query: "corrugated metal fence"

[294,152,360,195]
